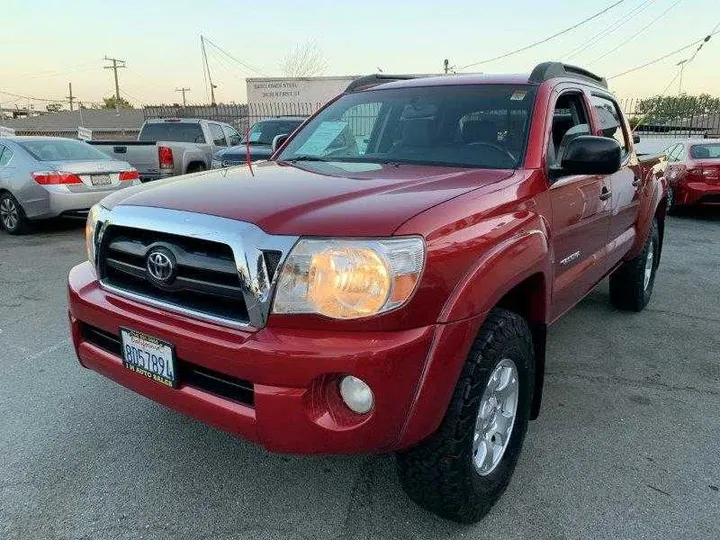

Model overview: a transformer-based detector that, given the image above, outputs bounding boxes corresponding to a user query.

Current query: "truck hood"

[101,160,514,236]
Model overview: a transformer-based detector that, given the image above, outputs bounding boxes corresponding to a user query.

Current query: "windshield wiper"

[282,155,330,163]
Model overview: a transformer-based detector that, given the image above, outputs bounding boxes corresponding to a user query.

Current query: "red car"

[68,63,667,522]
[665,139,720,209]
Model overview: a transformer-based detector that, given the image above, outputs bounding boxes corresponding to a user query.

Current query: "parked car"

[0,137,139,234]
[211,116,306,168]
[90,118,243,181]
[664,139,720,210]
[68,63,667,523]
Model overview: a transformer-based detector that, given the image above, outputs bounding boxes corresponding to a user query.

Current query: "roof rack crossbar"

[344,74,424,93]
[529,62,608,89]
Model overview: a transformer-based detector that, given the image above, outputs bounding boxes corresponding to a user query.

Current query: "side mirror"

[633,133,641,144]
[271,133,289,153]
[561,136,622,175]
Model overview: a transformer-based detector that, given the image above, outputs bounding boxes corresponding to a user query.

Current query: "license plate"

[120,329,177,388]
[91,174,112,186]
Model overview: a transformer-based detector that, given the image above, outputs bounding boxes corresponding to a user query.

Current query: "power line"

[458,0,627,70]
[0,89,66,103]
[588,0,683,64]
[202,36,268,77]
[608,28,718,79]
[563,0,656,61]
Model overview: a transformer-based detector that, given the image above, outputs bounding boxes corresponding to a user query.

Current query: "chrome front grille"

[95,206,298,329]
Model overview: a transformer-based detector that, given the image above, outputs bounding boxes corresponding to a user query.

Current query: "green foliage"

[45,102,64,113]
[101,95,133,109]
[633,94,720,123]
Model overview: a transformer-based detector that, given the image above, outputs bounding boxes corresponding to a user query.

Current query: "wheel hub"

[0,198,19,230]
[472,359,519,476]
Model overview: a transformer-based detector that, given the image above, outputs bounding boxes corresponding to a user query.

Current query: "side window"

[0,145,13,166]
[222,125,241,146]
[663,144,678,161]
[675,144,686,161]
[548,92,591,172]
[591,95,628,156]
[340,102,382,155]
[208,123,227,147]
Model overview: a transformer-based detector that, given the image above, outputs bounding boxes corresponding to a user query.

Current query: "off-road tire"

[396,309,534,523]
[0,191,31,235]
[609,218,659,312]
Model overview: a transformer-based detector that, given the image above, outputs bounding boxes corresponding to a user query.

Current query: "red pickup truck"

[68,63,667,523]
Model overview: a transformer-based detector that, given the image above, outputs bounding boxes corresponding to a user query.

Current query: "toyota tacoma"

[68,63,668,522]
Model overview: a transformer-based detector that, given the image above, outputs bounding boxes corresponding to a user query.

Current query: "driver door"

[547,90,613,321]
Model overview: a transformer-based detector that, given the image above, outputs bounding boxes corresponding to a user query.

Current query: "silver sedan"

[0,136,140,234]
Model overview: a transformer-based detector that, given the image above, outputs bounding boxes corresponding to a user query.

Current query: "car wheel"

[0,192,31,235]
[396,309,534,523]
[609,218,659,312]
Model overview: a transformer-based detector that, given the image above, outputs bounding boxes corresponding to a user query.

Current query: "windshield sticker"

[296,121,348,155]
[510,90,528,101]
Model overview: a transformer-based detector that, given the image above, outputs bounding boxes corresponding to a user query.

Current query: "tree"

[45,102,64,113]
[280,39,328,78]
[632,93,720,124]
[101,95,134,109]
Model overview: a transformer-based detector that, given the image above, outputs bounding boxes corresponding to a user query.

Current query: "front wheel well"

[494,273,547,420]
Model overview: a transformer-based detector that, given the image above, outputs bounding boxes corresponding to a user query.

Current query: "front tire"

[396,309,534,523]
[0,192,31,235]
[609,218,659,312]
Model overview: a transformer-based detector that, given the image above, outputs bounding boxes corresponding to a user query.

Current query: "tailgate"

[90,142,158,176]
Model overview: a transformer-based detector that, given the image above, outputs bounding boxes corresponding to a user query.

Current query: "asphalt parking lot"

[1,211,719,540]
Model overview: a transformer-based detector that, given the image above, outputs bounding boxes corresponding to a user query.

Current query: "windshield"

[690,143,720,159]
[245,119,304,145]
[139,122,205,143]
[18,139,110,161]
[278,85,536,169]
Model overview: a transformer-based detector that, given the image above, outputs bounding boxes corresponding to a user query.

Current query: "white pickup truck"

[90,118,243,181]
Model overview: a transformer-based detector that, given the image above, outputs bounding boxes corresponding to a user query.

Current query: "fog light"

[339,376,374,414]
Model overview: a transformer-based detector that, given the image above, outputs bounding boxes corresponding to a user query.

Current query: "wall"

[246,77,358,109]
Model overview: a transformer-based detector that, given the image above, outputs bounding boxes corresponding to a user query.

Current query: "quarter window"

[591,95,628,156]
[223,125,242,146]
[0,145,12,166]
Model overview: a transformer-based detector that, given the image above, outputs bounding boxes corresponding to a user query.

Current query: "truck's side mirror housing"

[561,136,622,175]
[271,134,289,154]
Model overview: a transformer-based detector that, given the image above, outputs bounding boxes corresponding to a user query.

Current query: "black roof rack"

[529,62,608,89]
[345,74,430,93]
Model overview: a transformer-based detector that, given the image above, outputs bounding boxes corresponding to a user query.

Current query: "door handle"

[599,188,612,201]
[632,177,642,187]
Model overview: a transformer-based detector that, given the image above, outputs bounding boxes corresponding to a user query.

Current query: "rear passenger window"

[0,145,13,166]
[208,123,227,147]
[591,95,628,156]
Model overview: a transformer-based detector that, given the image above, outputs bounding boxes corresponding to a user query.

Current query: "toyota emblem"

[146,248,176,285]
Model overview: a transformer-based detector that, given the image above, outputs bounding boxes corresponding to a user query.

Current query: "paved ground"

[1,210,719,540]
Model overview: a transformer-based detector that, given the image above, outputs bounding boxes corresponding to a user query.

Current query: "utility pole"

[104,56,126,111]
[200,36,217,106]
[676,59,688,94]
[66,82,75,111]
[444,59,450,74]
[175,87,191,107]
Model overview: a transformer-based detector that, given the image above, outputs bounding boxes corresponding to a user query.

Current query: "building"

[0,109,145,140]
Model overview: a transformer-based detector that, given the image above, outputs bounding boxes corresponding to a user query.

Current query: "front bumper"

[68,262,479,454]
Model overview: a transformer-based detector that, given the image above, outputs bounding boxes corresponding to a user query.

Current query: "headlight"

[85,204,108,265]
[273,237,425,319]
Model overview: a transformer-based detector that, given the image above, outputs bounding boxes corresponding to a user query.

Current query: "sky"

[1,0,719,109]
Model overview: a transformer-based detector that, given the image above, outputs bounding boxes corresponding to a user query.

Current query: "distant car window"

[0,145,12,166]
[222,125,242,146]
[17,139,110,161]
[245,120,304,145]
[591,95,628,156]
[208,123,227,147]
[690,143,720,159]
[139,122,205,143]
[668,144,685,162]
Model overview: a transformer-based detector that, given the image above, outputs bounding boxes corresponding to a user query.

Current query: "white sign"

[246,76,358,109]
[78,126,93,141]
[0,126,15,137]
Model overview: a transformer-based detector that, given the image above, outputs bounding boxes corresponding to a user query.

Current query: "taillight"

[158,146,174,169]
[32,172,82,185]
[119,170,140,181]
